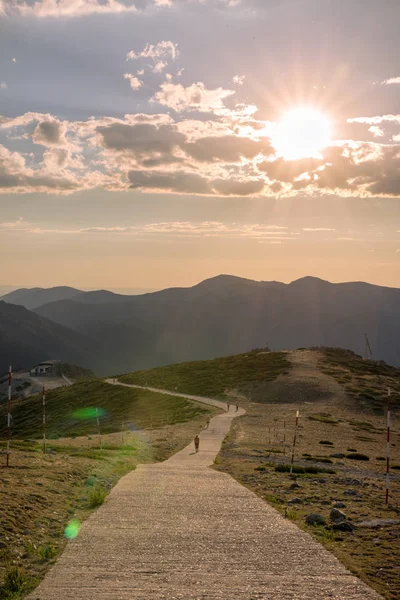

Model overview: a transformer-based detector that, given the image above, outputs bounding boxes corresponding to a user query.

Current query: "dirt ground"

[217,350,400,600]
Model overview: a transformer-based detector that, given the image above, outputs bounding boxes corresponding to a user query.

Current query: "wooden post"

[96,408,102,450]
[6,366,12,467]
[385,388,391,504]
[283,419,286,455]
[42,385,46,453]
[290,411,299,474]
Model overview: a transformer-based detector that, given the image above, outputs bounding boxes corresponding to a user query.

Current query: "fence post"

[385,387,391,504]
[6,366,12,467]
[290,410,299,475]
[42,385,46,453]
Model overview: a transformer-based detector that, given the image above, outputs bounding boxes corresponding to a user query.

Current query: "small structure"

[30,360,61,377]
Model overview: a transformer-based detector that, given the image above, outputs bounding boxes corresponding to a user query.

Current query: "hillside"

[0,301,96,374]
[0,286,82,310]
[33,275,400,373]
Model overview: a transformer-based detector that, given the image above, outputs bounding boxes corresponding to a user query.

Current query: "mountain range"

[1,275,399,375]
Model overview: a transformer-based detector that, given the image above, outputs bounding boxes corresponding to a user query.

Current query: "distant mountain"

[0,286,82,310]
[33,274,400,373]
[0,301,96,374]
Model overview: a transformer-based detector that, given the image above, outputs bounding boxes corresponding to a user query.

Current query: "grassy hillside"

[0,380,211,440]
[319,347,400,412]
[119,350,290,397]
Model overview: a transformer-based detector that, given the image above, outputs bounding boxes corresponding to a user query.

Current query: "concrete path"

[28,385,382,599]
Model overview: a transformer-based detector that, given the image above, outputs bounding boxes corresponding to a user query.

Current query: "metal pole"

[385,388,391,504]
[42,385,46,453]
[6,366,12,467]
[290,410,299,474]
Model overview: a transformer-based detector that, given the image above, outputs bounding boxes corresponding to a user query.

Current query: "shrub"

[275,464,305,474]
[376,456,385,461]
[392,465,400,471]
[37,545,56,561]
[346,453,370,461]
[319,441,334,445]
[2,566,29,594]
[347,448,357,452]
[87,486,107,508]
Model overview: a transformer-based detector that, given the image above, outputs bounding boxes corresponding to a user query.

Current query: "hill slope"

[0,286,82,310]
[35,275,400,372]
[0,301,96,374]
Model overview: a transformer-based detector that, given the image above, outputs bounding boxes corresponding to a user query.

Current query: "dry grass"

[216,349,400,600]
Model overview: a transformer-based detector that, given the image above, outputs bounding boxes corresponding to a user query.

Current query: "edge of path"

[104,378,231,412]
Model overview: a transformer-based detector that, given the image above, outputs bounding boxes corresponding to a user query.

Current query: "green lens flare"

[64,519,81,539]
[72,407,106,419]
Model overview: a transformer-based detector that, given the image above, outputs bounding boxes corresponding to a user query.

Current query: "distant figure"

[205,418,210,429]
[194,434,200,452]
[235,405,239,412]
[227,403,230,412]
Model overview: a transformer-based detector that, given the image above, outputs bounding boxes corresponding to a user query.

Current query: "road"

[27,381,382,599]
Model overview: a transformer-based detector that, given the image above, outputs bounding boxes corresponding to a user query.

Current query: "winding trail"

[28,381,382,599]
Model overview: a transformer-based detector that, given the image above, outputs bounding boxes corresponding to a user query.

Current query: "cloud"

[12,58,16,62]
[123,73,142,90]
[151,81,235,112]
[233,75,245,85]
[382,77,400,85]
[128,169,212,194]
[368,126,384,138]
[347,114,400,125]
[127,40,179,62]
[185,134,273,162]
[1,0,161,18]
[211,178,265,196]
[0,82,7,89]
[302,228,336,232]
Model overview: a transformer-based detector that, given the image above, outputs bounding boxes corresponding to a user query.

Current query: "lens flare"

[72,407,106,420]
[64,519,81,539]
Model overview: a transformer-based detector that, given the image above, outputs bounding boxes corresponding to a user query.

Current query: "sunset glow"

[272,108,332,160]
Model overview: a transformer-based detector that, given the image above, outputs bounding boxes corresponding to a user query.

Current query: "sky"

[0,0,399,291]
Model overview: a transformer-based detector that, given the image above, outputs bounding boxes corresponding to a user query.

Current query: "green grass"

[119,351,290,398]
[0,380,211,439]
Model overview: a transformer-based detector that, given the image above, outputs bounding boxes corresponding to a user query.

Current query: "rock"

[333,502,346,509]
[318,479,326,484]
[331,520,356,532]
[357,519,399,528]
[343,489,358,496]
[330,508,346,522]
[288,497,303,505]
[321,500,331,506]
[0,541,7,549]
[289,483,301,490]
[330,453,345,459]
[305,513,326,526]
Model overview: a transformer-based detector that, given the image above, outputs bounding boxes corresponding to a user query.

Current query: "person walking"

[205,418,210,429]
[194,434,200,452]
[235,404,239,412]
[227,402,230,412]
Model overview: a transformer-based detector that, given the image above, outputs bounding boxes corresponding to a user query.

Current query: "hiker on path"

[205,418,210,429]
[194,435,200,452]
[227,403,230,412]
[235,405,238,412]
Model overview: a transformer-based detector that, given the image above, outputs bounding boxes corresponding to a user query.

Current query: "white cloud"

[127,41,179,62]
[0,82,7,89]
[302,228,336,232]
[382,77,400,85]
[151,81,235,112]
[368,125,384,137]
[233,75,245,85]
[347,114,400,125]
[12,58,16,63]
[123,73,142,90]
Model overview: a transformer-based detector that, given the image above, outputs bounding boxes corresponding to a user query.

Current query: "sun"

[272,107,332,160]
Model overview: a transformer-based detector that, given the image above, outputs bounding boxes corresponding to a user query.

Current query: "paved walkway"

[28,384,382,599]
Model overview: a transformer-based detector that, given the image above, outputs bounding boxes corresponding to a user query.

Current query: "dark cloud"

[185,135,273,163]
[97,123,185,162]
[128,169,212,194]
[211,179,265,196]
[258,157,321,182]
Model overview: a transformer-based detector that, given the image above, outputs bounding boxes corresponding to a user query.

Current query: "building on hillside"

[30,359,61,376]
